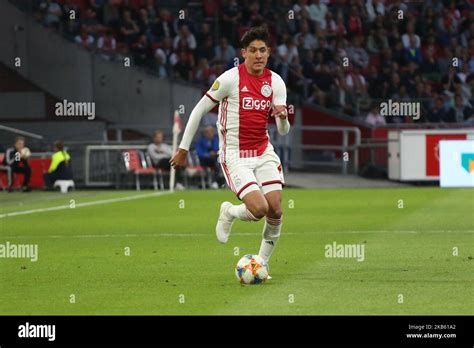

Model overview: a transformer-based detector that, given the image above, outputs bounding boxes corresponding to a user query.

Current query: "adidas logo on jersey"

[241,86,249,92]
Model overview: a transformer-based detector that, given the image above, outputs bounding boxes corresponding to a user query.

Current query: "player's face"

[242,40,270,75]
[15,139,24,150]
[154,133,163,144]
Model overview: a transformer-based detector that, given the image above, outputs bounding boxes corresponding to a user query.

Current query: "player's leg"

[216,161,265,243]
[259,189,283,262]
[254,149,285,263]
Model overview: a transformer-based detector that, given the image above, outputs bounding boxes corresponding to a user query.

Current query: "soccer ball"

[235,254,269,284]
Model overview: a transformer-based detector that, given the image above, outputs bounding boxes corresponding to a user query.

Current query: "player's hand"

[170,148,188,168]
[271,105,287,119]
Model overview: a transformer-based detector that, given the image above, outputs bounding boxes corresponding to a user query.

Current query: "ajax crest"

[261,84,272,97]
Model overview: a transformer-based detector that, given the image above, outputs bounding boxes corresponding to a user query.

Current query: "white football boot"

[215,201,235,243]
[266,264,272,280]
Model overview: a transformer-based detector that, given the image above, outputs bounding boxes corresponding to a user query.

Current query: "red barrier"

[0,158,51,189]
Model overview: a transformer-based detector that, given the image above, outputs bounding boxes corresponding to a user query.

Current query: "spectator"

[213,38,236,66]
[173,7,195,34]
[137,8,155,42]
[195,127,220,189]
[39,0,62,29]
[320,11,337,36]
[62,0,82,39]
[196,36,215,62]
[43,141,73,189]
[331,70,356,115]
[347,5,363,36]
[453,94,473,123]
[97,29,117,60]
[401,22,421,49]
[367,28,389,55]
[173,44,194,80]
[192,58,212,84]
[367,65,385,99]
[293,0,310,20]
[308,0,328,28]
[334,12,347,36]
[147,130,184,190]
[74,27,95,50]
[102,1,120,29]
[196,22,212,44]
[421,45,441,81]
[155,9,174,40]
[154,37,174,68]
[81,8,103,38]
[365,104,386,127]
[401,62,421,97]
[460,22,474,48]
[245,1,265,27]
[132,34,152,67]
[366,0,385,22]
[421,83,436,117]
[277,35,299,82]
[173,25,197,52]
[346,36,369,69]
[120,9,140,45]
[313,64,334,107]
[221,0,241,44]
[429,97,455,123]
[3,137,31,192]
[457,63,472,84]
[422,35,441,61]
[294,21,317,50]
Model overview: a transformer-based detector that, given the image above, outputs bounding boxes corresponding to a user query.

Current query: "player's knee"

[249,203,269,220]
[267,206,282,219]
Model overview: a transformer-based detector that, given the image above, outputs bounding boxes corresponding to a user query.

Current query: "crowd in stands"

[31,0,474,124]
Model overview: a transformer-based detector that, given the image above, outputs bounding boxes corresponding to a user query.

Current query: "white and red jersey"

[205,64,287,162]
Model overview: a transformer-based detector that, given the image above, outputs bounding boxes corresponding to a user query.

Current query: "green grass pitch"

[0,188,472,315]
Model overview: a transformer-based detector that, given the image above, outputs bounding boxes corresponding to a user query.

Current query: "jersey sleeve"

[272,72,287,106]
[205,69,233,103]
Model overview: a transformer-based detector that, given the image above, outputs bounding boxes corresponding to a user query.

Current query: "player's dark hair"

[240,26,270,49]
[54,140,64,151]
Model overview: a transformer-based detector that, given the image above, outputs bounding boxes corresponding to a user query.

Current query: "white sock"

[227,204,259,221]
[258,216,282,262]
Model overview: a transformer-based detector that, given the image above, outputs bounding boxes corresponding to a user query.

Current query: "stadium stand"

[19,0,474,124]
[2,0,474,188]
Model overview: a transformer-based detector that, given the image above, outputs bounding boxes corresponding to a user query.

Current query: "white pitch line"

[1,230,473,239]
[0,191,172,219]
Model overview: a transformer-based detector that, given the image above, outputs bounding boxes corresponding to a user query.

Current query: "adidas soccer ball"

[235,254,269,284]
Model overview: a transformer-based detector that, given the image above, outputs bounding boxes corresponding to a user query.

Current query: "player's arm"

[170,76,230,168]
[169,96,216,167]
[271,74,290,135]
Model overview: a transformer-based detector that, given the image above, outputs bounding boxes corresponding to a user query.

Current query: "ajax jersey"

[205,64,287,162]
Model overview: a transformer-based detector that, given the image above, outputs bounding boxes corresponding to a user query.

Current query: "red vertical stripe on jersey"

[219,97,236,193]
[238,64,272,157]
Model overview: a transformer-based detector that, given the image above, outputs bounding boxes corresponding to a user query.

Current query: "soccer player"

[170,26,290,271]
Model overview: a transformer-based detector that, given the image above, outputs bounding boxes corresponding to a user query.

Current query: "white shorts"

[220,145,285,200]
